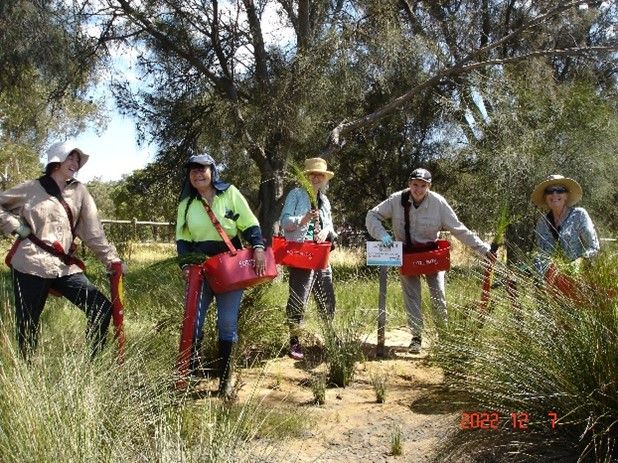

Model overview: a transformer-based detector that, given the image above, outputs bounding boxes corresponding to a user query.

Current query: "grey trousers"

[285,266,336,329]
[399,271,446,337]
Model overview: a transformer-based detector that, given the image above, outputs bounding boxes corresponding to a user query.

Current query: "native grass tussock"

[0,243,615,462]
[431,247,617,463]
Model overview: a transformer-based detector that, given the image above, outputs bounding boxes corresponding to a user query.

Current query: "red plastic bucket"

[272,236,331,270]
[203,247,278,294]
[544,263,583,303]
[400,240,451,276]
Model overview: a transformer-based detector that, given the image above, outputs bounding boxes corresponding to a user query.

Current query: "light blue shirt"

[279,187,335,242]
[534,206,600,273]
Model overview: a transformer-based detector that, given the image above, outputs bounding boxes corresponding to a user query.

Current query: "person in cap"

[0,140,125,359]
[279,157,337,360]
[366,168,492,353]
[176,153,267,396]
[531,174,599,275]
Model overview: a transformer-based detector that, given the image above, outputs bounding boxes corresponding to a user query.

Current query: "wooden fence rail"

[101,218,176,244]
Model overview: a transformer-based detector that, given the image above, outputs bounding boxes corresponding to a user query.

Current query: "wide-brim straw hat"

[303,157,334,180]
[531,174,583,208]
[46,141,89,169]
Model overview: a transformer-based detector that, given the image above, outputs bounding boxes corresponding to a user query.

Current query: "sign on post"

[366,241,403,357]
[366,241,403,267]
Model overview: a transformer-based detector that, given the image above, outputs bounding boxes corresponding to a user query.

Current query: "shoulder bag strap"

[26,234,86,270]
[38,176,78,242]
[401,190,412,248]
[200,198,238,255]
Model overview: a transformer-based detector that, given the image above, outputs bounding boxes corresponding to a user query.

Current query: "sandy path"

[232,328,460,463]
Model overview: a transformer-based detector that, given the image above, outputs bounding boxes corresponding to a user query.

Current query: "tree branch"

[322,45,617,158]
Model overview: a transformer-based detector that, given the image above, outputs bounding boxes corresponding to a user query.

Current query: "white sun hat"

[46,141,89,169]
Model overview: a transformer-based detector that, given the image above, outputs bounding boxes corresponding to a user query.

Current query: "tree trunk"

[256,161,284,240]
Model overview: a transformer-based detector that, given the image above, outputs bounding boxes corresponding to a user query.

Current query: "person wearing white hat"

[0,140,125,359]
[366,168,492,353]
[531,174,599,275]
[279,157,337,360]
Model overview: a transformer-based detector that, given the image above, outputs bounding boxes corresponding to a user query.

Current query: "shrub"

[431,255,618,462]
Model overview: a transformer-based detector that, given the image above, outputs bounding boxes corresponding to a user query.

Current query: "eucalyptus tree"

[79,0,370,236]
[0,0,104,188]
[81,0,615,236]
[323,0,617,251]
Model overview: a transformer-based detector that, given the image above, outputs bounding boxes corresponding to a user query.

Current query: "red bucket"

[544,264,583,303]
[272,236,331,270]
[203,247,278,294]
[400,240,451,276]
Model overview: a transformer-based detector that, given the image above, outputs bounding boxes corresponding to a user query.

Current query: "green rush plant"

[321,316,365,388]
[290,161,317,209]
[390,426,403,456]
[431,256,617,463]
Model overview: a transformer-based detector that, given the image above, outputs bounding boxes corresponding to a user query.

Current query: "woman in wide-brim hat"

[0,140,124,360]
[531,174,599,275]
[279,157,337,361]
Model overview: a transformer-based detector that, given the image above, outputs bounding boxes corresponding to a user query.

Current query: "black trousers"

[12,268,113,359]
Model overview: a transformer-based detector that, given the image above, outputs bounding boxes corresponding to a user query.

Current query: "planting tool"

[109,261,126,364]
[479,203,510,312]
[479,245,498,312]
[176,264,202,390]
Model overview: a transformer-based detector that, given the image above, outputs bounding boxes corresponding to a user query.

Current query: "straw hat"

[303,157,334,180]
[531,174,583,208]
[46,141,89,169]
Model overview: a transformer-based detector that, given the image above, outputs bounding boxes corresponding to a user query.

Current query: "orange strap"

[199,198,238,255]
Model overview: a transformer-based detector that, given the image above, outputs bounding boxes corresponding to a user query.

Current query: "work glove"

[381,233,394,248]
[13,224,31,239]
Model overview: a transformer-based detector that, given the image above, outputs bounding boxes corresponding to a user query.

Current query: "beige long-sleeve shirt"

[0,178,119,277]
[366,189,490,256]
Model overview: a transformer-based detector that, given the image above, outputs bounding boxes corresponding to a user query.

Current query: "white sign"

[366,241,403,266]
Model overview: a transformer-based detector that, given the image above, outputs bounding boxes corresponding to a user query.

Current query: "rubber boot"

[217,340,235,398]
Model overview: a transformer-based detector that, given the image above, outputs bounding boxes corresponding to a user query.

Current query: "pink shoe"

[289,343,304,360]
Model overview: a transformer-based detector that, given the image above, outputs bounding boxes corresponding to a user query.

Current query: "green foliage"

[0,142,41,189]
[370,371,387,404]
[0,0,104,173]
[322,319,365,388]
[110,164,181,222]
[430,257,618,462]
[290,162,317,209]
[86,178,119,219]
[390,426,403,456]
[310,374,327,406]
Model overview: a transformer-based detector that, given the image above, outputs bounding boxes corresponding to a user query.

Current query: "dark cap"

[184,154,216,167]
[408,168,432,183]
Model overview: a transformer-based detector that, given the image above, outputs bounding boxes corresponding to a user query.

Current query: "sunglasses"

[544,186,568,195]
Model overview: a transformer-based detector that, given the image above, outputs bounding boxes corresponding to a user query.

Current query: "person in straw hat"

[531,174,599,275]
[279,157,337,360]
[0,140,125,360]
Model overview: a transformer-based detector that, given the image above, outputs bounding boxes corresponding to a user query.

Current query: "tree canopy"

[3,1,617,251]
[0,0,104,187]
